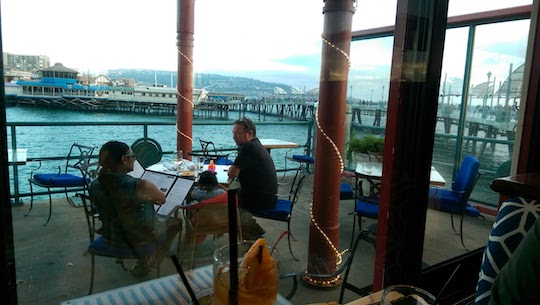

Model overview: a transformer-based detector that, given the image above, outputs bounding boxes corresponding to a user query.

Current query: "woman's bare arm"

[137,179,166,205]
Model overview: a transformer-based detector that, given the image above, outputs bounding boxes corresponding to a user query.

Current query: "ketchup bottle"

[208,159,216,172]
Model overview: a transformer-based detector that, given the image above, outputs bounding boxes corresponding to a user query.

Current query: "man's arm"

[137,179,166,205]
[228,165,240,179]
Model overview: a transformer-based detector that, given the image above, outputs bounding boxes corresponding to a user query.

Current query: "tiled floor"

[11,174,495,305]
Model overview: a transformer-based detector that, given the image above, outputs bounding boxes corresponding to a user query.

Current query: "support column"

[177,0,195,158]
[305,0,355,287]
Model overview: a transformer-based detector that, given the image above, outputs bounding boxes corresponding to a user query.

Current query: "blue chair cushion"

[216,157,233,165]
[33,173,87,186]
[475,197,540,305]
[292,154,315,164]
[355,197,380,219]
[428,187,481,217]
[88,236,159,258]
[340,183,354,200]
[252,199,291,221]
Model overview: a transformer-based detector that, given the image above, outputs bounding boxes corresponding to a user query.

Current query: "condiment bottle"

[208,159,216,172]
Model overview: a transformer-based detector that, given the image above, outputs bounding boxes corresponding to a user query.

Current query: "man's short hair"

[234,117,256,137]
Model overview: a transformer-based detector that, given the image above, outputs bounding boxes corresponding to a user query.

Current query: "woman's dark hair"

[198,170,218,191]
[99,141,130,169]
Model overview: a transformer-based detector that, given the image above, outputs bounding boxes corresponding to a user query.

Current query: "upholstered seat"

[427,188,482,217]
[252,198,291,220]
[89,236,162,259]
[355,196,380,219]
[340,183,354,200]
[28,142,98,225]
[474,196,540,305]
[33,173,88,186]
[252,167,309,260]
[428,155,483,249]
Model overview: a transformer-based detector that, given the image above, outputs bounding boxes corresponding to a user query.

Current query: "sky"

[0,0,534,95]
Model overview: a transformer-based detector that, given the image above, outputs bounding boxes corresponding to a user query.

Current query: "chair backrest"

[283,167,309,203]
[182,192,242,236]
[198,138,230,164]
[453,155,480,194]
[76,193,100,243]
[199,138,217,155]
[65,142,97,174]
[131,137,163,168]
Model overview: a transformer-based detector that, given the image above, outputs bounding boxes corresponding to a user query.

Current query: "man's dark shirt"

[233,138,277,211]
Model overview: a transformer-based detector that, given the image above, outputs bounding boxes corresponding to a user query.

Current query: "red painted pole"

[305,0,355,287]
[177,0,194,159]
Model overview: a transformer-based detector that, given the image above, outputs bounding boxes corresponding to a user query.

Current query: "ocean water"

[6,105,511,206]
[5,106,310,200]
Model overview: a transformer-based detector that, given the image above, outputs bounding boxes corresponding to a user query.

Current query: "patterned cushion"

[475,197,540,305]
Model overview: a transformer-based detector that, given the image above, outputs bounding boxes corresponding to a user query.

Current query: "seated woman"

[190,170,226,202]
[89,140,181,277]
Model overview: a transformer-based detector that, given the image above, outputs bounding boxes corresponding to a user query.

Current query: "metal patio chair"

[27,142,98,225]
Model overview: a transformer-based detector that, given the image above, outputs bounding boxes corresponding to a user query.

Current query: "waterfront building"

[2,52,50,73]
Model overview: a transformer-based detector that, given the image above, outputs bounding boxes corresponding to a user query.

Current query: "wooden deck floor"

[11,174,495,305]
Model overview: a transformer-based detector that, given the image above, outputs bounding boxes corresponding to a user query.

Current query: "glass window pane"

[448,0,532,17]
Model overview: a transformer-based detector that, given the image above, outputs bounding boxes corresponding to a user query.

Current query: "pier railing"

[6,117,510,208]
[6,120,313,205]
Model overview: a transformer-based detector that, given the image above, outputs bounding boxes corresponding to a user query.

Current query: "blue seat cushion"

[428,187,481,217]
[216,157,233,165]
[340,183,354,200]
[355,197,380,219]
[88,236,159,258]
[252,199,291,221]
[292,154,315,164]
[33,173,87,186]
[475,197,540,305]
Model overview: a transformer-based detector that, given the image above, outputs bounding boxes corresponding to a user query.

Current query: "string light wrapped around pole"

[176,0,195,158]
[304,0,356,288]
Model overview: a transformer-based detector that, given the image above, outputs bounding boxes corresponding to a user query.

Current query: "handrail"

[6,120,312,205]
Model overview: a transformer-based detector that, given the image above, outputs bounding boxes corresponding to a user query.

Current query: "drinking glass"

[213,241,279,305]
[190,287,214,305]
[380,285,435,305]
[173,150,184,170]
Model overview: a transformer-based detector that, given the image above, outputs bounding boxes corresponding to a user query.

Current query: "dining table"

[259,138,299,153]
[355,162,446,192]
[60,263,293,305]
[7,148,28,165]
[147,161,231,185]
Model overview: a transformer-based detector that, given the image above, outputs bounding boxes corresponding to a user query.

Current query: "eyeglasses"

[235,118,252,131]
[124,154,136,160]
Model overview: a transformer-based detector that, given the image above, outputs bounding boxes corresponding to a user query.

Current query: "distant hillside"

[104,69,296,98]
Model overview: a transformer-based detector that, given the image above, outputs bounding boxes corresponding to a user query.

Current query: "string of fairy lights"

[177,25,353,280]
[307,33,352,271]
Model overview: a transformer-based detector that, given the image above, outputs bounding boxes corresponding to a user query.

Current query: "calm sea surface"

[5,106,310,199]
[6,105,511,206]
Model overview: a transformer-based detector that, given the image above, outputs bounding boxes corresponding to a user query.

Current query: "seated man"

[228,117,277,240]
[89,140,181,277]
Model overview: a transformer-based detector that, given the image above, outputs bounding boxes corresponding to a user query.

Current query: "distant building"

[3,52,50,73]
